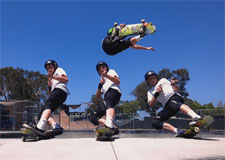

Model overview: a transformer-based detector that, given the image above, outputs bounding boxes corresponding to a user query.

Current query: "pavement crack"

[110,142,118,160]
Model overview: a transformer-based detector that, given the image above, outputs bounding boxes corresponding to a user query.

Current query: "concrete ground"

[0,131,225,160]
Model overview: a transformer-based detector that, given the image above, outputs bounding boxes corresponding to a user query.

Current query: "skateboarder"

[91,61,121,135]
[145,71,201,136]
[102,21,155,56]
[23,60,69,136]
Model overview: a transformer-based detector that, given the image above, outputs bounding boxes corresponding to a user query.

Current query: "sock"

[187,110,201,119]
[134,35,143,42]
[105,116,113,128]
[37,118,47,130]
[173,128,178,134]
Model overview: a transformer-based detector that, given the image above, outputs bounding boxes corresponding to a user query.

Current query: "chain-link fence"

[0,101,224,131]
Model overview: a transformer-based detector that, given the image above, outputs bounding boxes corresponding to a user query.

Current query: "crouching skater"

[145,71,201,136]
[89,61,121,135]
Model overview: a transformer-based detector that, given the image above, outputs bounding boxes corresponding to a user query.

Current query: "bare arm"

[105,75,120,85]
[96,88,102,99]
[47,72,68,83]
[101,70,120,85]
[96,75,104,99]
[48,74,68,83]
[148,85,162,107]
[130,44,155,51]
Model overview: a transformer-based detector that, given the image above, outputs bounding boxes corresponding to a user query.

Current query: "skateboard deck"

[118,22,156,37]
[108,20,156,37]
[21,127,53,142]
[21,125,58,142]
[180,116,214,138]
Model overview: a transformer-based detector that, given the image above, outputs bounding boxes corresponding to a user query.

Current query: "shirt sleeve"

[108,69,119,78]
[55,68,67,76]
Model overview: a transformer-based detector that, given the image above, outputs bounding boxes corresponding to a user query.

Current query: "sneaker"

[111,128,120,136]
[45,127,64,137]
[175,129,185,137]
[52,126,64,135]
[189,117,202,127]
[22,123,45,136]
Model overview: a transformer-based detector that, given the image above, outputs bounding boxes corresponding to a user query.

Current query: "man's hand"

[47,72,53,79]
[147,47,155,51]
[120,24,126,29]
[156,84,162,93]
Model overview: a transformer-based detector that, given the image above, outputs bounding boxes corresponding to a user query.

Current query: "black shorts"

[102,37,132,55]
[104,88,121,109]
[158,94,184,121]
[43,88,67,113]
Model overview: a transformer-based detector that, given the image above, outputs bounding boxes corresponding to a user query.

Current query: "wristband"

[98,83,103,89]
[153,92,160,98]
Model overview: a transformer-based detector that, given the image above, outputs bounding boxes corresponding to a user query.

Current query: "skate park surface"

[1,130,225,160]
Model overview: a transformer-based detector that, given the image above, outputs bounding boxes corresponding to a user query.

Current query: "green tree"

[0,67,48,101]
[172,68,190,98]
[131,81,150,111]
[119,100,140,113]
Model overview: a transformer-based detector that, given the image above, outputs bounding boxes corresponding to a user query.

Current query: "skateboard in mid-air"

[109,19,156,37]
[178,116,214,138]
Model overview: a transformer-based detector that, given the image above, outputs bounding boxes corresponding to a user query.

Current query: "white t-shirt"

[101,69,121,94]
[147,78,176,107]
[50,67,69,94]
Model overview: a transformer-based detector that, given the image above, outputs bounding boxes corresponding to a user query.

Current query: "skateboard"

[21,125,56,142]
[110,19,156,37]
[21,128,52,142]
[179,116,214,138]
[94,126,113,141]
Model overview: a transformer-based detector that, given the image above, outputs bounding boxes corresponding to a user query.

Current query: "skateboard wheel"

[22,136,26,142]
[194,127,200,133]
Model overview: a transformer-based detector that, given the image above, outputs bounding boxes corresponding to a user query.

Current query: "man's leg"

[36,109,51,130]
[47,117,62,130]
[180,104,201,119]
[104,108,115,128]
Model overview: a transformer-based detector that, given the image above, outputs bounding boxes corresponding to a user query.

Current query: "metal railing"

[0,101,224,131]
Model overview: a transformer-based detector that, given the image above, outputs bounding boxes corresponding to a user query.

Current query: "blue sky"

[1,1,224,107]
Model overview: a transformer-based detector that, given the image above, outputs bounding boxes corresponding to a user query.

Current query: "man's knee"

[152,118,163,130]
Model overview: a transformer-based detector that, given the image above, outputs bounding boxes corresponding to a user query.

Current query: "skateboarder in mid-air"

[90,61,121,136]
[23,60,69,137]
[102,20,156,56]
[145,71,202,137]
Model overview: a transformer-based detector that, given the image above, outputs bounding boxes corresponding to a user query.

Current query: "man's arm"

[130,44,155,51]
[148,85,162,107]
[96,75,104,98]
[102,70,120,85]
